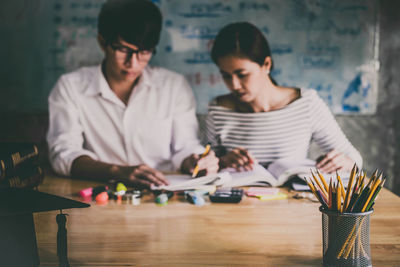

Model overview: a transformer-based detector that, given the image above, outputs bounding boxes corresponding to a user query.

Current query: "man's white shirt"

[47,65,204,176]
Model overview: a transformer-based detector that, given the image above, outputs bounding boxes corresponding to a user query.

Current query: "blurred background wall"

[0,0,399,195]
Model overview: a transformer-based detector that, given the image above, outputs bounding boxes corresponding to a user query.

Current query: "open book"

[221,159,316,188]
[151,172,232,191]
[152,158,350,191]
[224,158,350,189]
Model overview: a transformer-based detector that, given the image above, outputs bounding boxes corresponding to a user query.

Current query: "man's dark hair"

[211,22,273,69]
[98,0,162,50]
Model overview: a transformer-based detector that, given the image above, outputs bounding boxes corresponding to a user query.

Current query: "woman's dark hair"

[98,0,162,50]
[211,22,273,69]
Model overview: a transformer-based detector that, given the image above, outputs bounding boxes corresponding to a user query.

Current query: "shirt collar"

[82,65,109,97]
[82,64,153,97]
[138,66,152,88]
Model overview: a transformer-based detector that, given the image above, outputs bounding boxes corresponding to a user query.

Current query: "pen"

[192,144,211,178]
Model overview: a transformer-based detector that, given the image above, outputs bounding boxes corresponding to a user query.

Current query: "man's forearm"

[70,155,121,183]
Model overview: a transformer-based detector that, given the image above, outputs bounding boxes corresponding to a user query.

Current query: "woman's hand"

[219,147,257,171]
[316,149,355,173]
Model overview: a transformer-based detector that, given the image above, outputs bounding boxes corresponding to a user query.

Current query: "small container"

[320,206,373,267]
[132,191,141,206]
[123,190,141,205]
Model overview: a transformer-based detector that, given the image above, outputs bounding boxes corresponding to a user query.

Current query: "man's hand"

[181,150,219,176]
[316,149,355,173]
[114,164,169,188]
[219,147,257,171]
[71,156,169,189]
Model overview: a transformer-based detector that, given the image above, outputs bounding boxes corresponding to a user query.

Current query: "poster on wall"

[1,0,379,114]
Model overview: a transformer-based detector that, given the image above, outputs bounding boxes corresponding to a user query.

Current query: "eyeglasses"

[109,43,155,62]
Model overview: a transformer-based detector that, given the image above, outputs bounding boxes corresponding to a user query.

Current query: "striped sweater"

[205,89,362,167]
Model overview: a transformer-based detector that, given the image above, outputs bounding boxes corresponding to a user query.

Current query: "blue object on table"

[185,191,205,206]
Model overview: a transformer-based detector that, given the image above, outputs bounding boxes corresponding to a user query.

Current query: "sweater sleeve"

[205,102,228,157]
[308,91,363,168]
[205,106,218,148]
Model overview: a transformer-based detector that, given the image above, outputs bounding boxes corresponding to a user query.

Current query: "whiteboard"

[0,0,379,114]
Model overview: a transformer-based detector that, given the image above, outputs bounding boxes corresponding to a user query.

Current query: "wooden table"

[35,175,400,266]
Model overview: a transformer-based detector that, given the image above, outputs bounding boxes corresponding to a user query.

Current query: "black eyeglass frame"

[109,43,156,61]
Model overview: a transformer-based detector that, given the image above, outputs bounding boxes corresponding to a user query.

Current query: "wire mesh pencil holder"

[320,206,373,267]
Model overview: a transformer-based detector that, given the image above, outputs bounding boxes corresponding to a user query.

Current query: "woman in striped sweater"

[206,22,362,174]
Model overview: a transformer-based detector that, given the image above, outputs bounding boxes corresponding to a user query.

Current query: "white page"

[222,164,277,187]
[152,172,231,191]
[267,158,316,181]
[164,174,192,186]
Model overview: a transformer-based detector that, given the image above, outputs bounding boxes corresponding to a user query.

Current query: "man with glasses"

[47,0,219,188]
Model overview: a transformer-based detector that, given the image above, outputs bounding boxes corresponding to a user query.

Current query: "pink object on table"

[246,187,280,197]
[78,187,93,198]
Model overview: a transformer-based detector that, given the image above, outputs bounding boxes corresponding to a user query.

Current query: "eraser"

[95,191,109,204]
[79,187,93,198]
[117,195,122,204]
[92,186,109,198]
[116,182,127,193]
[192,194,205,206]
[155,193,168,205]
[185,191,205,206]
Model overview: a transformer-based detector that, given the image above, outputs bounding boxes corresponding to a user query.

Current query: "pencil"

[192,144,211,177]
[316,190,329,210]
[345,172,362,212]
[359,171,366,189]
[328,179,332,210]
[343,164,358,211]
[316,169,329,193]
[361,175,382,212]
[352,181,371,212]
[352,171,379,212]
[308,179,328,207]
[336,181,341,212]
[308,179,327,205]
[331,182,337,211]
[305,178,317,197]
[336,171,346,202]
[365,178,386,211]
[310,180,322,200]
[346,188,360,213]
[311,170,328,199]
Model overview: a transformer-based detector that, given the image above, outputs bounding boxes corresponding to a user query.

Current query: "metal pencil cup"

[320,206,373,267]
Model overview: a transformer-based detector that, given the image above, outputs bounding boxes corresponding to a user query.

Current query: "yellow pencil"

[337,181,342,212]
[336,171,346,201]
[192,144,211,177]
[368,169,379,187]
[343,164,358,211]
[311,170,328,198]
[361,175,382,212]
[328,179,332,210]
[316,169,329,193]
[305,178,316,195]
[358,171,366,192]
